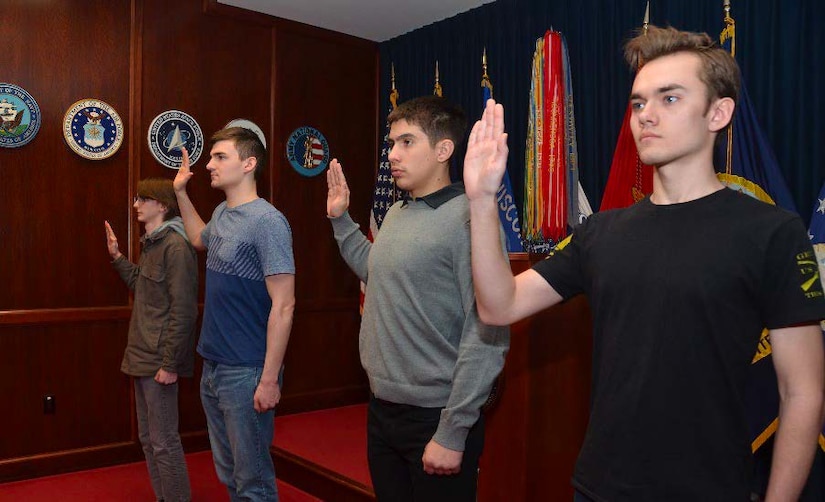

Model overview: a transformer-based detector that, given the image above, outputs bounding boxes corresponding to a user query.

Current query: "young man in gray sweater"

[326,95,509,502]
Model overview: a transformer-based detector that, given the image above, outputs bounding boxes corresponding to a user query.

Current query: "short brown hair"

[210,127,267,180]
[625,25,740,106]
[137,178,179,220]
[387,96,467,150]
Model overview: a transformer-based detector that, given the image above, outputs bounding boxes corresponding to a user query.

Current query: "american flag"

[361,75,402,313]
[369,82,403,239]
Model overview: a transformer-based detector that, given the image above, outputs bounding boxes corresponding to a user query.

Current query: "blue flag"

[808,182,825,453]
[482,67,523,252]
[717,8,799,453]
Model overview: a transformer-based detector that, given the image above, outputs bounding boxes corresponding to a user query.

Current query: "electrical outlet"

[43,395,56,414]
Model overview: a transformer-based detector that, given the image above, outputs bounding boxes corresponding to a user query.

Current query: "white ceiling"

[218,0,495,42]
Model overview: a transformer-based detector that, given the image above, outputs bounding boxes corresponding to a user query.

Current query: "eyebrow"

[630,84,687,101]
[388,133,417,142]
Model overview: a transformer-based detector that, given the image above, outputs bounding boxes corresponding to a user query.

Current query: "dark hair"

[387,96,467,149]
[137,178,179,220]
[210,127,267,180]
[625,25,740,107]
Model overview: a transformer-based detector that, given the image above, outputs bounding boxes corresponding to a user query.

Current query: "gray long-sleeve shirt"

[331,183,509,451]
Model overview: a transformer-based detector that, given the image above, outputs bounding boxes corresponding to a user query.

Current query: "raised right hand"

[104,220,122,260]
[463,99,509,201]
[173,147,194,193]
[326,158,350,218]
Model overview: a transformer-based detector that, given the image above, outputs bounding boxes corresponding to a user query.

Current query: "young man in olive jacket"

[105,178,198,502]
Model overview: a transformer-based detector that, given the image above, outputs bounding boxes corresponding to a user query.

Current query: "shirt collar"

[401,182,465,209]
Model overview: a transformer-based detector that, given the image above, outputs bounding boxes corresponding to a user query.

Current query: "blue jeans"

[135,377,191,501]
[201,360,278,501]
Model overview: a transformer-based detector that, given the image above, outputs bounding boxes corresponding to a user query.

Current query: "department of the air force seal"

[0,83,41,148]
[286,126,330,177]
[225,118,266,148]
[147,110,204,169]
[63,99,124,160]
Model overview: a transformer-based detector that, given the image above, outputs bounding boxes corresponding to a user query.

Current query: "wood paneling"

[0,0,132,311]
[479,255,593,502]
[0,0,378,482]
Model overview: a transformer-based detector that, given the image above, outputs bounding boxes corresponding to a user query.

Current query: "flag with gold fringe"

[599,2,654,211]
[482,50,523,252]
[523,30,591,253]
[714,2,799,456]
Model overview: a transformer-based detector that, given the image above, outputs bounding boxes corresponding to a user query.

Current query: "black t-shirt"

[533,188,825,501]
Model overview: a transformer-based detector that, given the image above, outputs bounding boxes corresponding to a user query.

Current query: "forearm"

[174,190,206,249]
[111,255,139,290]
[260,303,294,386]
[330,211,371,281]
[469,196,518,324]
[765,392,825,501]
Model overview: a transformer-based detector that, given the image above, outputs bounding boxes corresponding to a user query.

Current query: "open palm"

[326,158,350,218]
[464,99,509,201]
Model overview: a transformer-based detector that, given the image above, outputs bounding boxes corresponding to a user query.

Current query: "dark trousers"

[367,397,485,502]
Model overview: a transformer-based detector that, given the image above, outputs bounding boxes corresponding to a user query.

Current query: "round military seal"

[63,99,124,160]
[225,118,266,148]
[286,126,330,177]
[147,110,204,169]
[0,83,41,148]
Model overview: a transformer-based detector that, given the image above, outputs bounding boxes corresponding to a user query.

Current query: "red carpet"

[0,450,320,501]
[274,403,371,488]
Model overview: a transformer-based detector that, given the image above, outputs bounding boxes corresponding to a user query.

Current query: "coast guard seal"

[0,83,41,148]
[63,99,124,160]
[147,110,204,169]
[286,126,329,177]
[225,118,266,148]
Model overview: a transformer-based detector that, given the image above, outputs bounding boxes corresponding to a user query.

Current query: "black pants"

[367,397,485,502]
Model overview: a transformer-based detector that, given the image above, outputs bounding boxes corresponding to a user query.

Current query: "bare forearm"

[174,189,206,249]
[469,196,517,325]
[260,306,294,385]
[765,393,825,501]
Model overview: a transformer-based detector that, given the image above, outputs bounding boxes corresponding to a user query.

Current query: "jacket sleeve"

[111,255,140,291]
[329,210,372,283]
[432,219,510,451]
[159,239,199,373]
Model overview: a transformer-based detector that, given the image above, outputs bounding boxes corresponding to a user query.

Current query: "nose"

[133,199,140,208]
[387,145,399,163]
[637,101,656,125]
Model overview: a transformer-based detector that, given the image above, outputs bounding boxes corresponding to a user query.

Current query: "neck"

[144,218,163,234]
[223,181,259,208]
[651,160,723,204]
[410,166,450,199]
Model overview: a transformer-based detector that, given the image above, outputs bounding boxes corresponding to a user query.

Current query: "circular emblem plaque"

[0,83,41,148]
[286,126,330,177]
[225,118,266,148]
[63,99,124,160]
[147,110,204,169]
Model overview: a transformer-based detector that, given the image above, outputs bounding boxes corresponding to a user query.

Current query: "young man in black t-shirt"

[463,25,825,501]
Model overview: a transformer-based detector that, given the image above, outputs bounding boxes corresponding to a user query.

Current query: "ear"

[243,156,258,174]
[707,97,735,133]
[434,139,455,163]
[158,203,169,215]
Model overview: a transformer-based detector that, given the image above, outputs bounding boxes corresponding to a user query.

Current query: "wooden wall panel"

[0,320,132,460]
[272,19,377,413]
[0,0,378,482]
[478,256,593,502]
[0,0,132,311]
